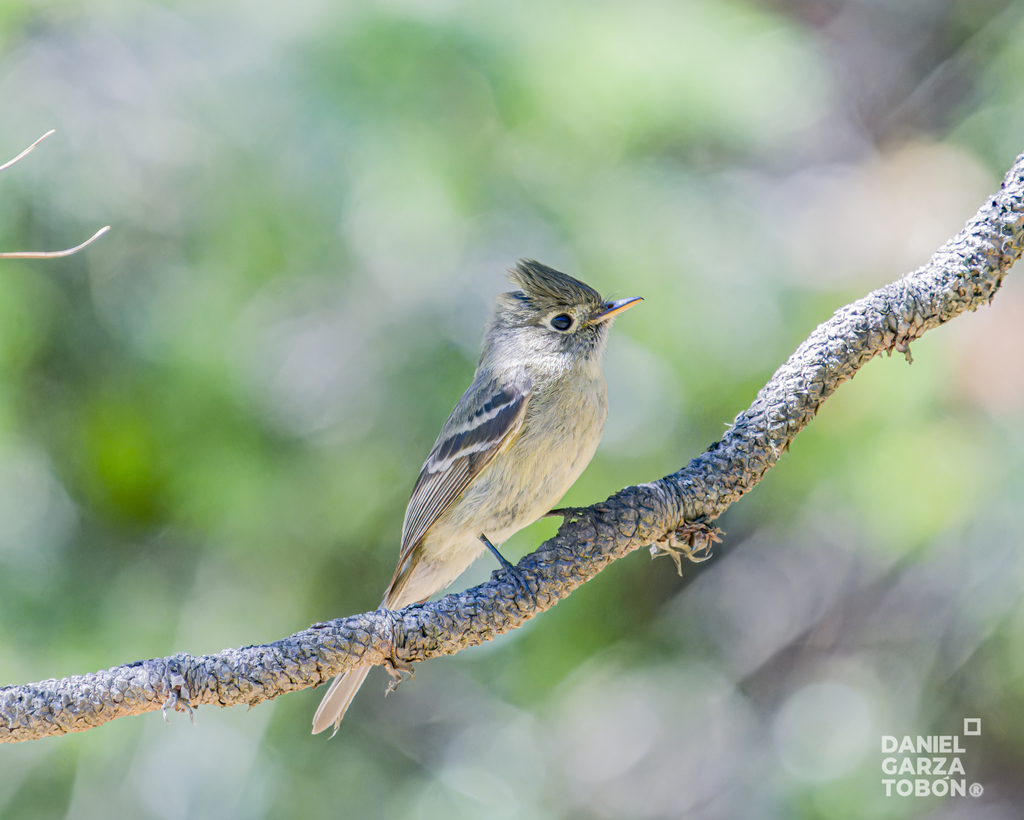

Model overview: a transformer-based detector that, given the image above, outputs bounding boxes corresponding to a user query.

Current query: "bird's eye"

[551,314,574,331]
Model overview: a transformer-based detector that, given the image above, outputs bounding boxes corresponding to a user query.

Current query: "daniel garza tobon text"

[880,735,978,798]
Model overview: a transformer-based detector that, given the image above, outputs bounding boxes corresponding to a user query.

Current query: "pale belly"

[397,377,608,604]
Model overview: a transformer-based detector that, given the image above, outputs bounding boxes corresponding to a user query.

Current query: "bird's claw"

[545,506,589,522]
[161,662,196,725]
[489,562,533,597]
[383,656,416,695]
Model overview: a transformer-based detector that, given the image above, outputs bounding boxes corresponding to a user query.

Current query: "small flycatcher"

[312,260,641,735]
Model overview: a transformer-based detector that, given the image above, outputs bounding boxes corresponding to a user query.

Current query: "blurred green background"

[2,0,1024,817]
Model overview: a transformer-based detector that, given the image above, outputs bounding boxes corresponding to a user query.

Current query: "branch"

[1,131,110,259]
[3,151,1023,744]
[0,225,111,259]
[0,130,56,172]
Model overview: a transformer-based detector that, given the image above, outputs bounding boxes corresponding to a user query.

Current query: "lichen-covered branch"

[3,152,1023,744]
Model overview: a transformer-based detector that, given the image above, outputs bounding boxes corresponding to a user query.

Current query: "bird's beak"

[591,296,643,324]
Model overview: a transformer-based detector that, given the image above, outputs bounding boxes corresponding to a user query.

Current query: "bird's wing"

[386,369,533,600]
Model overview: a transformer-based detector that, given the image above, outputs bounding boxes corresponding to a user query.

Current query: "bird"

[312,259,641,735]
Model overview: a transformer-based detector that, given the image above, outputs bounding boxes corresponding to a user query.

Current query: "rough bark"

[3,151,1023,743]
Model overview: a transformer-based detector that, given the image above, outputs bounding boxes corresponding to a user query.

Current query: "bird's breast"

[438,373,608,546]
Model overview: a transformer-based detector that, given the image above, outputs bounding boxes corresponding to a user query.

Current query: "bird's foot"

[544,506,589,522]
[161,658,196,725]
[374,606,416,694]
[383,656,416,695]
[479,533,534,601]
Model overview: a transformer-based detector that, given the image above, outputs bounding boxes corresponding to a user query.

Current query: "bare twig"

[1,150,1022,743]
[0,225,111,259]
[0,129,55,173]
[1,130,110,259]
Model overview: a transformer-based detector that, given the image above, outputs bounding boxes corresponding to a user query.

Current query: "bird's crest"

[507,260,602,308]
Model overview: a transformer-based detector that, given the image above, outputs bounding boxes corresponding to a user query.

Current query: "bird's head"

[483,260,642,373]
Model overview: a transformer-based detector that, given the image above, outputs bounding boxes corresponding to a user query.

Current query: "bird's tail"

[311,665,372,736]
[312,563,431,736]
